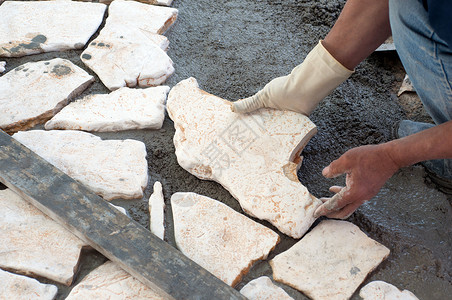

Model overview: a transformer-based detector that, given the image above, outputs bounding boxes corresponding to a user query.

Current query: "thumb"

[231,95,264,113]
[322,159,347,178]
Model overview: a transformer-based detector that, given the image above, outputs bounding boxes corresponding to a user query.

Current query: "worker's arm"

[232,0,391,114]
[314,120,452,219]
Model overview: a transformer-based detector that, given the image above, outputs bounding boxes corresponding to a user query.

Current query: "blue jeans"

[389,0,452,179]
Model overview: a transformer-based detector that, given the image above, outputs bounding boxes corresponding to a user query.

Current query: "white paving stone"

[13,130,148,201]
[270,220,390,300]
[81,24,174,91]
[167,78,322,238]
[0,189,87,285]
[240,276,294,300]
[78,0,173,6]
[171,192,280,287]
[0,0,106,57]
[0,61,5,73]
[0,58,94,133]
[149,181,165,240]
[45,86,169,132]
[360,281,419,300]
[0,269,58,300]
[397,74,416,96]
[375,36,396,52]
[66,261,165,300]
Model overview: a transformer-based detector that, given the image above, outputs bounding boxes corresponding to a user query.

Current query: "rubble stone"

[0,189,87,285]
[171,192,280,286]
[66,261,165,299]
[45,86,169,132]
[0,269,58,300]
[149,181,165,240]
[0,0,106,57]
[240,276,293,300]
[360,281,419,300]
[0,61,5,73]
[0,58,94,133]
[270,220,390,300]
[13,130,148,201]
[167,78,321,238]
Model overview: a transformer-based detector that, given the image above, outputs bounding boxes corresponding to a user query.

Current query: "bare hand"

[314,144,400,219]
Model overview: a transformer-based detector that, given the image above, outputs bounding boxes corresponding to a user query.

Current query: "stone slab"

[167,78,321,238]
[66,261,165,300]
[0,189,87,285]
[149,181,165,240]
[12,130,148,201]
[45,86,169,132]
[0,58,94,133]
[240,276,293,300]
[270,220,390,300]
[0,268,58,300]
[0,61,5,73]
[81,24,174,91]
[0,0,106,57]
[397,74,416,96]
[375,36,395,52]
[171,192,280,287]
[78,0,173,6]
[360,281,419,300]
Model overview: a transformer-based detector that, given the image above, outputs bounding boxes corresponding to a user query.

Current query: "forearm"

[322,0,391,70]
[385,120,452,168]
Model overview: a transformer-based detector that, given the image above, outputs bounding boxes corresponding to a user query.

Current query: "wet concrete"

[2,0,451,299]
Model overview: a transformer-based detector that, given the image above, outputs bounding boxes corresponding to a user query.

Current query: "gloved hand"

[232,41,354,115]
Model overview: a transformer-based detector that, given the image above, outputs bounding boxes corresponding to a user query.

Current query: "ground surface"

[2,0,451,299]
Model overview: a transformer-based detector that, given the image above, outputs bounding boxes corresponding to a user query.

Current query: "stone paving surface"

[149,181,165,240]
[240,276,294,300]
[0,0,106,57]
[0,268,58,300]
[359,281,419,300]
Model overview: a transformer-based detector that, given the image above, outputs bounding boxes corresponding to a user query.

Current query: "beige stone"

[360,281,419,300]
[13,130,148,201]
[270,220,390,300]
[240,276,293,300]
[398,74,416,96]
[107,0,178,35]
[81,24,174,91]
[0,0,106,57]
[171,192,280,287]
[0,189,87,285]
[66,261,165,300]
[167,78,321,238]
[0,269,58,300]
[0,61,5,73]
[149,181,165,240]
[45,86,169,132]
[78,0,173,6]
[0,58,94,133]
[375,36,395,51]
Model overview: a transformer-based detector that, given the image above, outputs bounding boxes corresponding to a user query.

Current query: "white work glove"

[232,41,354,115]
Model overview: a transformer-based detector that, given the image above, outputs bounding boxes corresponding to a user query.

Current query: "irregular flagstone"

[0,0,106,57]
[375,36,395,51]
[397,74,416,96]
[66,261,165,300]
[12,130,148,201]
[171,192,280,287]
[45,86,169,132]
[167,77,322,238]
[107,0,178,35]
[0,61,5,73]
[0,189,87,285]
[240,276,294,300]
[149,181,165,240]
[78,0,173,6]
[0,58,94,133]
[0,269,58,300]
[270,220,390,300]
[81,24,174,91]
[360,281,419,300]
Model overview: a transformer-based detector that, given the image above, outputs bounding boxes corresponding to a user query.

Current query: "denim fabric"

[389,0,452,179]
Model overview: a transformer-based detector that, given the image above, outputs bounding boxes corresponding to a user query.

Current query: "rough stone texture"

[397,74,416,96]
[80,0,177,90]
[66,261,165,300]
[0,0,106,57]
[149,181,165,240]
[0,189,87,285]
[0,61,5,73]
[240,276,293,300]
[0,58,94,133]
[45,86,169,132]
[12,130,148,201]
[0,269,58,300]
[375,36,395,51]
[78,0,173,6]
[360,281,419,300]
[167,78,321,238]
[270,220,390,300]
[171,192,280,287]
